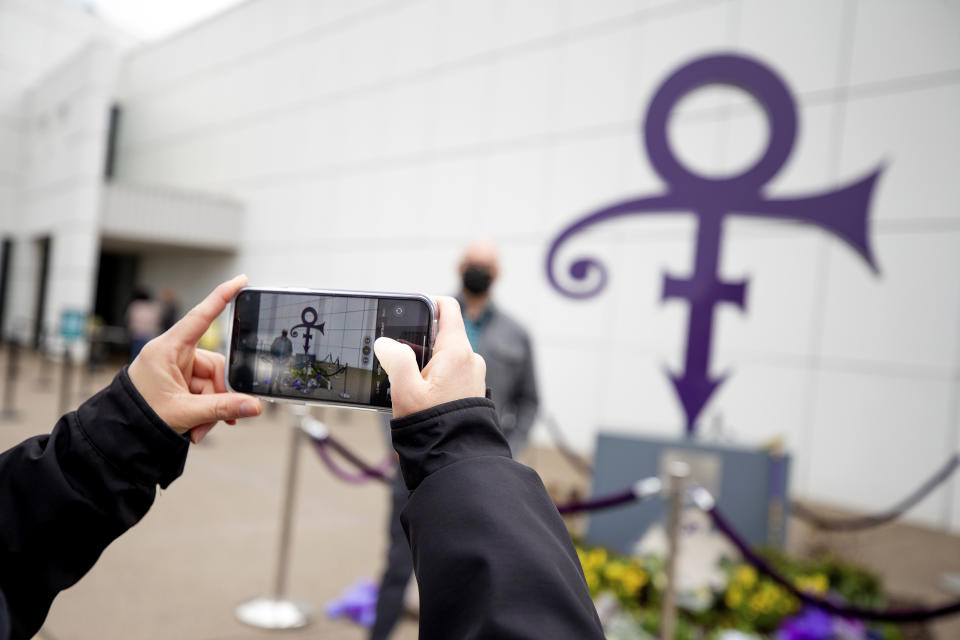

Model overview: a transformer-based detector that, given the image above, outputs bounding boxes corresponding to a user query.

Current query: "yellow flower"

[585,570,599,592]
[603,561,623,581]
[750,591,770,614]
[734,565,758,589]
[633,568,649,586]
[779,594,800,615]
[618,567,648,597]
[725,585,744,608]
[586,548,607,569]
[795,573,829,595]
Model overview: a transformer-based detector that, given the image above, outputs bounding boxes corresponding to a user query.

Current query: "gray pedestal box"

[586,432,791,554]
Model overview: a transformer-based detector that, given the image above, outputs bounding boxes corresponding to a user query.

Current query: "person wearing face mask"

[370,239,539,640]
[456,239,539,454]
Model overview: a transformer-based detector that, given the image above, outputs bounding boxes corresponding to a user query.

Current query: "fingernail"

[239,400,259,417]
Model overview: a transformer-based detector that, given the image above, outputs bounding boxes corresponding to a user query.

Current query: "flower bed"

[575,542,905,640]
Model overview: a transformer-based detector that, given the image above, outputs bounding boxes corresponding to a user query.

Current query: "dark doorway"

[94,250,139,328]
[32,236,51,350]
[0,238,11,339]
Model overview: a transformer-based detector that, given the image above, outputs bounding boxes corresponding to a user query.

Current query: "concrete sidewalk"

[1,351,958,639]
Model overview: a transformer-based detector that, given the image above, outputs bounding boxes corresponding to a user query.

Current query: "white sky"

[88,0,246,41]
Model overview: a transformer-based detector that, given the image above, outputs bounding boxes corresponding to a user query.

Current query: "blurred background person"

[269,328,293,393]
[370,239,539,640]
[158,285,180,333]
[124,289,162,362]
[456,239,539,453]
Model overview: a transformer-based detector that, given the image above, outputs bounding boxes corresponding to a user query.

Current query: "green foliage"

[573,541,905,640]
[760,548,885,610]
[285,359,346,391]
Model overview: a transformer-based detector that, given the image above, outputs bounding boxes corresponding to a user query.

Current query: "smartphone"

[226,287,436,411]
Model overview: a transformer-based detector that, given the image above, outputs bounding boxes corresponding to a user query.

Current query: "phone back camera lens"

[393,305,404,317]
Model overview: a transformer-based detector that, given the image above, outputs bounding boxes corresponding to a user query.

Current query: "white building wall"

[11,42,119,345]
[0,0,135,338]
[113,0,960,531]
[0,0,134,230]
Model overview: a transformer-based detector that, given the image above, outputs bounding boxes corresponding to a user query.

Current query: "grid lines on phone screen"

[250,293,378,403]
[256,294,376,369]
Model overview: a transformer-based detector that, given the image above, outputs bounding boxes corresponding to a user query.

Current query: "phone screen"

[227,289,433,409]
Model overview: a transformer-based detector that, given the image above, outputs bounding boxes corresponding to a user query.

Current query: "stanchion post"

[58,343,72,415]
[36,327,52,385]
[235,405,313,629]
[80,337,97,399]
[273,411,303,599]
[660,461,690,640]
[1,338,21,421]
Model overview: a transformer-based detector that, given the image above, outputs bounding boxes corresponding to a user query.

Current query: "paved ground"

[1,351,957,639]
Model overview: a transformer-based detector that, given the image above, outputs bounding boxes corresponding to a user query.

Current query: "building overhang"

[99,182,243,252]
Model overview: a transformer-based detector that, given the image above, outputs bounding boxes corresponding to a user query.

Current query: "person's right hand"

[374,296,486,419]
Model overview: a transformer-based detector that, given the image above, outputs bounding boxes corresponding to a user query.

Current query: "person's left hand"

[128,275,262,443]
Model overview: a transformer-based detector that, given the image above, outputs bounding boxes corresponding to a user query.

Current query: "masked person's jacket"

[0,370,603,639]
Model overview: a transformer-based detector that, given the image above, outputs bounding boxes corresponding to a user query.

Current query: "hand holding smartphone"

[373,296,486,418]
[226,288,436,411]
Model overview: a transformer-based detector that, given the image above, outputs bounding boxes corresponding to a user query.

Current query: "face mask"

[462,266,493,295]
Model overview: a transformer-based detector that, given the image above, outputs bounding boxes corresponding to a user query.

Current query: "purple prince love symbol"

[545,53,883,435]
[290,306,326,354]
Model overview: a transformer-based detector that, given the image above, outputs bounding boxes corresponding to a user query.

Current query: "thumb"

[374,337,422,394]
[181,392,262,429]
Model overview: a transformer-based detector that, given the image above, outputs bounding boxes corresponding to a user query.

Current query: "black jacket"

[0,371,602,639]
[0,369,188,639]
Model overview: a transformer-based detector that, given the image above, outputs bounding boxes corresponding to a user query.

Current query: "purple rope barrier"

[556,488,637,514]
[556,478,662,515]
[307,435,394,485]
[303,423,662,514]
[325,434,395,480]
[695,490,960,622]
[301,422,959,622]
[792,453,959,531]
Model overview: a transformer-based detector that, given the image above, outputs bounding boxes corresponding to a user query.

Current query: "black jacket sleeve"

[0,369,189,640]
[391,398,604,639]
[508,332,539,455]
